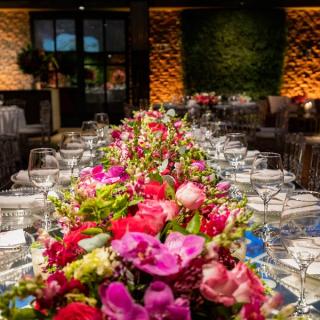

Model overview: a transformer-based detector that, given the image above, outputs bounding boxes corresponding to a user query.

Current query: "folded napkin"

[15,170,70,184]
[233,169,294,184]
[246,193,286,212]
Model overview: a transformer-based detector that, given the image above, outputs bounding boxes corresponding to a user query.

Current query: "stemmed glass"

[223,133,247,182]
[94,112,109,146]
[28,148,59,230]
[280,191,320,317]
[250,152,284,242]
[81,120,98,166]
[60,132,84,178]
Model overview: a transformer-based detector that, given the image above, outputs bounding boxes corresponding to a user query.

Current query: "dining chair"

[18,100,52,145]
[308,144,320,191]
[0,135,20,189]
[283,133,305,185]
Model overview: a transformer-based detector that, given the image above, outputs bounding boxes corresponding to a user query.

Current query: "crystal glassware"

[81,120,98,166]
[28,148,59,230]
[280,191,320,317]
[250,152,284,242]
[60,132,84,178]
[94,112,109,146]
[223,133,247,182]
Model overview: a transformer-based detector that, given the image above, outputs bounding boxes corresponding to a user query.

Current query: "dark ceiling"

[0,0,320,9]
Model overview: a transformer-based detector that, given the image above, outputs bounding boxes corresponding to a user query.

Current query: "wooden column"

[130,0,150,107]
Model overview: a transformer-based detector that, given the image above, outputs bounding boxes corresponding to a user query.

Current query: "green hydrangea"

[64,247,119,284]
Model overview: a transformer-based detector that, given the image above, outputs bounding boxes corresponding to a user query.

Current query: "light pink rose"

[231,262,265,304]
[200,261,266,307]
[159,200,179,221]
[216,181,231,192]
[200,261,238,306]
[176,182,205,210]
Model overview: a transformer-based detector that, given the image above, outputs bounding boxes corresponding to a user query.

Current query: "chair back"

[267,96,289,114]
[40,100,51,133]
[0,135,20,188]
[283,133,305,184]
[308,144,320,191]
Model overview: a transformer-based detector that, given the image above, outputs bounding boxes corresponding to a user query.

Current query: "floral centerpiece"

[0,109,290,320]
[192,92,219,108]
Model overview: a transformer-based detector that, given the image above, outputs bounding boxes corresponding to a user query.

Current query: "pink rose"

[200,261,266,307]
[200,261,238,306]
[231,262,265,304]
[159,200,179,221]
[216,181,231,192]
[176,182,205,210]
[216,181,231,198]
[136,200,179,222]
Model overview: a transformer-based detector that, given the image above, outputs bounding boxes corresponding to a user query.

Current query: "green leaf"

[178,146,186,155]
[162,175,175,188]
[149,172,163,183]
[78,233,110,252]
[159,159,169,172]
[81,228,103,236]
[171,221,189,234]
[165,183,176,200]
[166,108,176,117]
[12,308,38,320]
[186,212,201,234]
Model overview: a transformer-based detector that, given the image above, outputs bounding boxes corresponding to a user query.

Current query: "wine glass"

[60,132,84,178]
[280,191,320,317]
[250,152,284,242]
[81,120,98,166]
[28,148,59,230]
[223,133,247,182]
[94,112,109,146]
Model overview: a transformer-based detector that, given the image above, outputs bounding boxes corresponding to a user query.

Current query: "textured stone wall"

[149,10,184,104]
[0,11,32,90]
[281,10,320,98]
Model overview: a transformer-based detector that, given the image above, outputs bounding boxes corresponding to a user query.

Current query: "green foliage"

[182,9,286,99]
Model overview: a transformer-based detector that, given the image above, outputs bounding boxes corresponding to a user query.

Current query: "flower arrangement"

[0,109,289,320]
[192,92,219,107]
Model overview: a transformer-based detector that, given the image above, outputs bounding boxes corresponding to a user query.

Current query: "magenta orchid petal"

[112,232,179,276]
[191,160,206,171]
[167,298,191,320]
[165,232,205,268]
[99,282,149,320]
[92,164,104,175]
[144,281,174,315]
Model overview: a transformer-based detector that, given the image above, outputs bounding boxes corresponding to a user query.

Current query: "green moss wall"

[182,9,286,99]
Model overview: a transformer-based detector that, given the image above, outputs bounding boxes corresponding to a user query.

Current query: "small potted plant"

[17,45,57,89]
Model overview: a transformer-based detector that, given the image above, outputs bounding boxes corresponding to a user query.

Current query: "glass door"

[83,18,127,123]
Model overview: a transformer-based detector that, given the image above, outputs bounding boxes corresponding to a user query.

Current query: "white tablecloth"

[0,106,26,135]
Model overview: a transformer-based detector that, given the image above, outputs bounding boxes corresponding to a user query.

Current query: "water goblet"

[60,132,84,178]
[28,148,59,230]
[250,152,284,242]
[280,191,320,317]
[94,112,110,146]
[81,120,98,166]
[223,133,247,182]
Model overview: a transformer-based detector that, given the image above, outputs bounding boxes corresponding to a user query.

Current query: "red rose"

[54,302,102,320]
[111,214,163,239]
[143,181,166,200]
[63,222,97,246]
